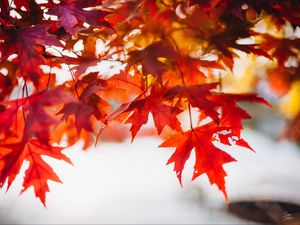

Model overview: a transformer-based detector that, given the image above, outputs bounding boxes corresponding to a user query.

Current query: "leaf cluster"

[0,0,298,205]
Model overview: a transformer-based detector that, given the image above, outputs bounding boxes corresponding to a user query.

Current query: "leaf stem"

[46,59,53,88]
[218,72,223,93]
[177,59,194,130]
[188,103,193,130]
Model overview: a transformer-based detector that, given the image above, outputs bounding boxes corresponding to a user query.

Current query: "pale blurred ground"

[0,125,300,224]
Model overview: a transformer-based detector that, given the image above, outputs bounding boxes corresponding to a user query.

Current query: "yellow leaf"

[280,81,300,118]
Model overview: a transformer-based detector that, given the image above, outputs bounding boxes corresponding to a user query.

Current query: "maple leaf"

[12,0,44,24]
[164,83,220,122]
[47,0,109,34]
[0,87,73,144]
[160,122,236,201]
[125,97,183,141]
[210,93,271,137]
[0,138,72,205]
[126,41,177,84]
[0,0,10,25]
[113,84,182,141]
[0,98,27,138]
[170,57,224,86]
[259,34,300,68]
[55,55,100,78]
[0,25,63,87]
[104,0,144,31]
[0,61,18,101]
[249,1,300,28]
[59,102,95,133]
[271,3,300,28]
[58,75,110,135]
[209,16,271,69]
[51,117,95,150]
[181,2,219,32]
[24,87,74,143]
[0,102,20,136]
[107,70,144,100]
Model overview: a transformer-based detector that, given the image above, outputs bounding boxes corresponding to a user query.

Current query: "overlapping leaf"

[47,0,109,34]
[113,84,182,141]
[160,122,236,201]
[0,25,63,87]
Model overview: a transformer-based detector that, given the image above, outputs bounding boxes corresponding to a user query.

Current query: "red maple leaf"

[0,99,24,137]
[107,70,144,100]
[210,93,271,137]
[125,97,183,141]
[209,18,271,69]
[0,61,18,101]
[160,122,236,201]
[259,34,300,68]
[47,0,109,34]
[0,138,72,205]
[25,88,73,143]
[58,75,110,135]
[113,84,182,141]
[0,25,63,87]
[0,87,73,143]
[164,83,220,122]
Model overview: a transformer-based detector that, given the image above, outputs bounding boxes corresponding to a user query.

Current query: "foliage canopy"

[0,0,299,205]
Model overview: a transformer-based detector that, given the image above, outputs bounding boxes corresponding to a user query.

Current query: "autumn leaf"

[125,98,183,141]
[164,83,220,122]
[166,57,224,86]
[0,60,18,101]
[0,99,25,137]
[0,138,72,205]
[0,87,73,143]
[107,70,144,100]
[47,0,109,34]
[160,122,236,201]
[59,102,96,133]
[126,41,177,84]
[210,93,271,137]
[259,34,300,68]
[115,84,182,141]
[209,16,271,69]
[0,25,63,87]
[58,75,110,135]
